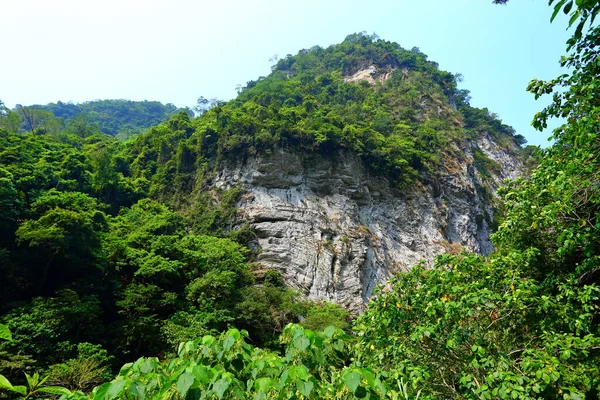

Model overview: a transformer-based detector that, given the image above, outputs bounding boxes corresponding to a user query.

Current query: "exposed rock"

[344,65,395,84]
[210,139,524,314]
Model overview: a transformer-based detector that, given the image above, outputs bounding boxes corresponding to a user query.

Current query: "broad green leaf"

[176,372,195,397]
[193,365,209,385]
[324,325,336,338]
[119,362,133,376]
[361,369,375,386]
[202,335,216,346]
[253,392,268,400]
[293,336,310,352]
[344,371,361,393]
[38,386,73,396]
[92,382,111,400]
[213,378,229,399]
[140,358,155,374]
[279,369,289,385]
[11,386,27,395]
[106,380,127,400]
[0,374,14,390]
[296,380,314,397]
[375,379,387,396]
[226,328,241,340]
[254,377,272,392]
[223,335,235,350]
[296,365,310,381]
[128,383,146,400]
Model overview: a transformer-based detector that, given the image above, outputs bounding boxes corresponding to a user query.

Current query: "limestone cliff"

[211,136,524,313]
[127,35,531,313]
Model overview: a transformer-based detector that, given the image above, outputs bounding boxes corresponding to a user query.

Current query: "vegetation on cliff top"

[122,33,528,216]
[0,125,349,398]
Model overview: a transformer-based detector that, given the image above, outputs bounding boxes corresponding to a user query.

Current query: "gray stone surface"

[211,137,524,313]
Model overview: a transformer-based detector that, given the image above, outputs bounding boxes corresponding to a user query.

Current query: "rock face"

[213,137,525,313]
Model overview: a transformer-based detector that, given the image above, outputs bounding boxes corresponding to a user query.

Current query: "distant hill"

[29,99,187,139]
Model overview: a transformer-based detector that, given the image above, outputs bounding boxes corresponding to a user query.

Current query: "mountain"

[2,25,599,398]
[124,33,531,312]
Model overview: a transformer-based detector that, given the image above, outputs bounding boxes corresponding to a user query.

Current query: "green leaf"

[552,0,567,21]
[213,378,229,399]
[176,372,195,397]
[92,382,111,400]
[24,372,37,390]
[106,380,127,400]
[344,371,361,393]
[0,374,14,390]
[375,379,387,396]
[297,380,314,397]
[119,362,133,376]
[38,386,73,396]
[223,335,235,351]
[226,328,241,340]
[128,383,146,400]
[253,392,267,400]
[574,19,585,37]
[568,10,579,26]
[296,365,310,381]
[193,365,210,385]
[324,326,337,338]
[140,358,155,374]
[254,377,272,392]
[0,324,12,341]
[11,386,27,395]
[293,336,310,352]
[563,0,573,14]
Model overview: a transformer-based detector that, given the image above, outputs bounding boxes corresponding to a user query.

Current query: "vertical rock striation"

[211,137,524,313]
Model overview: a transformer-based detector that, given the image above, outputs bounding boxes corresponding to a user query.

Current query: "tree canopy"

[1,1,599,398]
[19,100,186,139]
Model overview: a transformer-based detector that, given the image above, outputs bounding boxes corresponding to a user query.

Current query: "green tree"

[16,105,61,135]
[0,101,21,133]
[0,168,22,243]
[353,3,600,398]
[15,191,107,294]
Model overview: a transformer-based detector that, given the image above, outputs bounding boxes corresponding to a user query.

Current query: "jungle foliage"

[117,33,528,215]
[10,100,185,140]
[0,128,349,398]
[1,0,599,397]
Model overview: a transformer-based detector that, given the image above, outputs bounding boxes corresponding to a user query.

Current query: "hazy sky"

[1,0,572,146]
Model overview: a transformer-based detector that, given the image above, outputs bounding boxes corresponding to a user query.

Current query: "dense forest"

[1,0,599,398]
[1,100,185,140]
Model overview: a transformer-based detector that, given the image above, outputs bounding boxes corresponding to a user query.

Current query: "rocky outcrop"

[344,65,396,84]
[211,138,524,313]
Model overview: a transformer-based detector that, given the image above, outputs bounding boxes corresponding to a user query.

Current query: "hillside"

[126,34,529,196]
[121,33,531,311]
[18,99,184,139]
[1,19,599,400]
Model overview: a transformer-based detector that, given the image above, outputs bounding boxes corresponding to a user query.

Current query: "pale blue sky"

[1,0,572,146]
